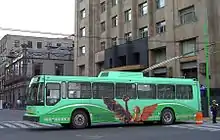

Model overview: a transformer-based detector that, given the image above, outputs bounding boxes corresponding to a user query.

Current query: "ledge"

[104,64,146,71]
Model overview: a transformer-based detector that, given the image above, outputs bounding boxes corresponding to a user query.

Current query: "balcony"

[4,74,32,86]
[104,38,148,71]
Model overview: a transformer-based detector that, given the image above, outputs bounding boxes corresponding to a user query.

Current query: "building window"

[112,15,118,27]
[112,0,118,7]
[118,55,126,66]
[14,40,20,47]
[124,9,131,22]
[182,68,197,79]
[80,9,86,19]
[33,63,43,76]
[56,43,61,47]
[179,6,196,24]
[79,65,85,76]
[109,58,113,68]
[96,62,104,75]
[37,42,42,48]
[100,21,106,32]
[124,32,132,41]
[180,38,196,56]
[156,20,166,34]
[111,37,117,46]
[139,26,148,38]
[100,41,105,50]
[156,0,165,9]
[79,46,85,56]
[55,64,64,75]
[154,48,166,63]
[139,2,148,16]
[46,42,52,47]
[27,41,32,48]
[80,27,86,37]
[100,1,106,13]
[133,52,140,64]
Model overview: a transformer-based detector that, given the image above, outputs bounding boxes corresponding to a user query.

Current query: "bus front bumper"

[23,115,40,122]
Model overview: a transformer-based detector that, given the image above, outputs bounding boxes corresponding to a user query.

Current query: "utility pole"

[21,43,28,103]
[203,5,211,115]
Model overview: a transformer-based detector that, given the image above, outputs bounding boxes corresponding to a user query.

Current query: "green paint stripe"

[47,104,111,114]
[157,102,196,111]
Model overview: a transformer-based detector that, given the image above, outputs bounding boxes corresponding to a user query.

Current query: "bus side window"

[157,84,175,99]
[176,85,193,100]
[61,82,67,99]
[92,82,114,99]
[115,83,137,99]
[137,84,156,99]
[68,82,91,99]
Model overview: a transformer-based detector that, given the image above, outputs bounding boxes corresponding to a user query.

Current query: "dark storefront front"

[104,38,148,74]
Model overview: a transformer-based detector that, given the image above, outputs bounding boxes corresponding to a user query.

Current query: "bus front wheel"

[70,110,89,129]
[161,108,175,125]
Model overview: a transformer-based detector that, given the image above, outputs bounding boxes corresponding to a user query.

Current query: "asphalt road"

[0,110,220,140]
[0,123,220,140]
[0,109,24,121]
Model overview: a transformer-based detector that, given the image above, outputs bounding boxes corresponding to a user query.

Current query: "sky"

[0,0,75,39]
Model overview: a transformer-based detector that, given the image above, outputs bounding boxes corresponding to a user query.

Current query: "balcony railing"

[4,75,32,86]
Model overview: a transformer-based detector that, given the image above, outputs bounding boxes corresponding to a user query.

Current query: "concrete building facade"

[74,0,220,89]
[0,34,74,106]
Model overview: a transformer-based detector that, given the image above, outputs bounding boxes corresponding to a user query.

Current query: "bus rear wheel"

[161,108,175,125]
[70,110,89,129]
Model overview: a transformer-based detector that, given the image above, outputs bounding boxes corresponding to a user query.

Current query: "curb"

[203,117,220,122]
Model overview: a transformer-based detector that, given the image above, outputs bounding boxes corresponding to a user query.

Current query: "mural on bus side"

[103,95,158,123]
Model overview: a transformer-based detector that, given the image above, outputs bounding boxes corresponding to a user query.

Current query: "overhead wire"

[0,26,73,37]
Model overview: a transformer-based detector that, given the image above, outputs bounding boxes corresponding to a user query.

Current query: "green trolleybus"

[23,71,202,128]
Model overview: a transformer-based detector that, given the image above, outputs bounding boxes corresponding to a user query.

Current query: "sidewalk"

[203,117,220,121]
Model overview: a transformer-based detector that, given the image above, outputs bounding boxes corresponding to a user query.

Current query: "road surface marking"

[13,122,29,128]
[0,125,4,128]
[165,123,220,132]
[183,124,220,131]
[1,122,18,128]
[0,121,61,129]
[19,121,44,128]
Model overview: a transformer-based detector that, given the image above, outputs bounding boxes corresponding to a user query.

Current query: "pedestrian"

[211,100,218,123]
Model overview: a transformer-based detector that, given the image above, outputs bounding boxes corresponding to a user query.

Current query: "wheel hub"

[163,112,172,122]
[74,114,85,126]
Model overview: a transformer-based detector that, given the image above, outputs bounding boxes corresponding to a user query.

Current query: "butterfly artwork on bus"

[102,95,158,124]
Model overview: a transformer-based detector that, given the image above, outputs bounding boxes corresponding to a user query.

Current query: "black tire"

[161,108,175,125]
[70,110,89,129]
